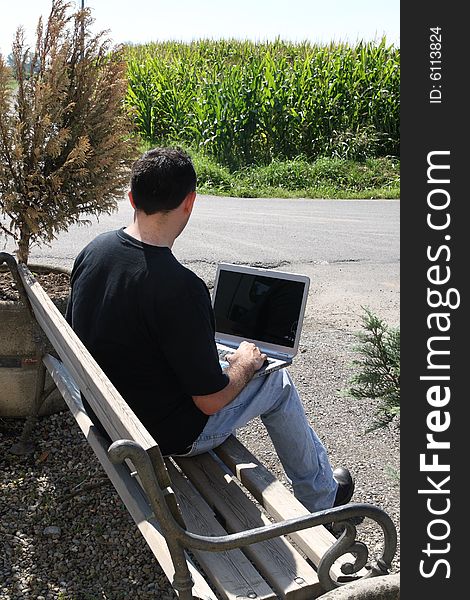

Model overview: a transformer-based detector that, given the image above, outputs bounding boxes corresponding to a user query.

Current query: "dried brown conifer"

[0,0,136,263]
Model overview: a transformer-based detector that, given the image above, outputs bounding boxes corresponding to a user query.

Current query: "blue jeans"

[178,368,338,512]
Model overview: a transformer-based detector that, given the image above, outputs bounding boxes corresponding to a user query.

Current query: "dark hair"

[130,147,197,214]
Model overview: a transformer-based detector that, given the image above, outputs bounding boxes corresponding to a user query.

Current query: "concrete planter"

[0,264,70,418]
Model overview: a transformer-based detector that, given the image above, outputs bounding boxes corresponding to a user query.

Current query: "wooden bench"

[2,253,398,600]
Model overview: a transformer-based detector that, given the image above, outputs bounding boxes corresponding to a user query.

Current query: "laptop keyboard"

[217,347,234,360]
[217,346,275,367]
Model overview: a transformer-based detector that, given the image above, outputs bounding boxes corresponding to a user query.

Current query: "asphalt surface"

[4,195,399,266]
[3,194,399,329]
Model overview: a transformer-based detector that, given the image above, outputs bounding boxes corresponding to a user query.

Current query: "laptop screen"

[213,269,307,348]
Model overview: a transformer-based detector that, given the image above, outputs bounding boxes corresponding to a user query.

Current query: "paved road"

[3,195,400,327]
[5,195,399,267]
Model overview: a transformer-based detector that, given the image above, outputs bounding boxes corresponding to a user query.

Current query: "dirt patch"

[0,271,71,302]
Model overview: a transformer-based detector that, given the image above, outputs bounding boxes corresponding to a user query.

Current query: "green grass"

[138,139,399,198]
[194,152,399,199]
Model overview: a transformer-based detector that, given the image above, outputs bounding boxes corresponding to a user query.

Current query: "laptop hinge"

[216,339,293,361]
[275,352,292,360]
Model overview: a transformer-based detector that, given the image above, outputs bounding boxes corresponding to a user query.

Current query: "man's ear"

[183,191,196,214]
[128,191,136,209]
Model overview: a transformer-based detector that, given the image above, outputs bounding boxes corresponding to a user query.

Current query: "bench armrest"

[109,438,397,593]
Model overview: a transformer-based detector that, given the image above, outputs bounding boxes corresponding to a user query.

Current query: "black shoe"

[333,467,355,506]
[326,468,364,537]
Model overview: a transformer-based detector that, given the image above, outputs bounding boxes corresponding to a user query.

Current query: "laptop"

[212,263,310,378]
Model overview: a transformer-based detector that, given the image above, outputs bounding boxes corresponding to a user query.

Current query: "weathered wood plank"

[175,452,322,599]
[167,462,277,600]
[43,354,218,600]
[214,436,363,578]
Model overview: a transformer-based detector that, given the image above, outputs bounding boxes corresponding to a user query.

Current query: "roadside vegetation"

[126,38,399,198]
[139,141,399,198]
[344,308,400,430]
[162,148,398,199]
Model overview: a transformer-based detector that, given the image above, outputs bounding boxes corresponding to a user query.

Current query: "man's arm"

[192,341,266,415]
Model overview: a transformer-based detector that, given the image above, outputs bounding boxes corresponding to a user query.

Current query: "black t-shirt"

[66,228,229,455]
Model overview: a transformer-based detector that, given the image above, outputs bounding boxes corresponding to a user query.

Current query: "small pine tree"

[0,0,136,263]
[346,308,400,430]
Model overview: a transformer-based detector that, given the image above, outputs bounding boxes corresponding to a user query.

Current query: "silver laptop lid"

[212,263,310,359]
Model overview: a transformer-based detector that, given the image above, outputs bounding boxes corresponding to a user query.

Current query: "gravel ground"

[0,260,400,599]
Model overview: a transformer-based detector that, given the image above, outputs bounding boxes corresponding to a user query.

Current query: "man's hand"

[226,341,267,375]
[192,341,266,416]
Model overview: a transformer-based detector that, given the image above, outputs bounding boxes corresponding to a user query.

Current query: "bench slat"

[43,354,218,600]
[18,265,157,453]
[214,436,364,578]
[167,462,277,600]
[175,453,322,600]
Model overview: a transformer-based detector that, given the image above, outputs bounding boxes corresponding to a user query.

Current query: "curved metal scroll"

[317,508,397,591]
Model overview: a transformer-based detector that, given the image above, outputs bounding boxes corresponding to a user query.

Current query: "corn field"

[125,39,399,169]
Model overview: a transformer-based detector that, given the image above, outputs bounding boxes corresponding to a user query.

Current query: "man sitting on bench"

[65,147,355,513]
